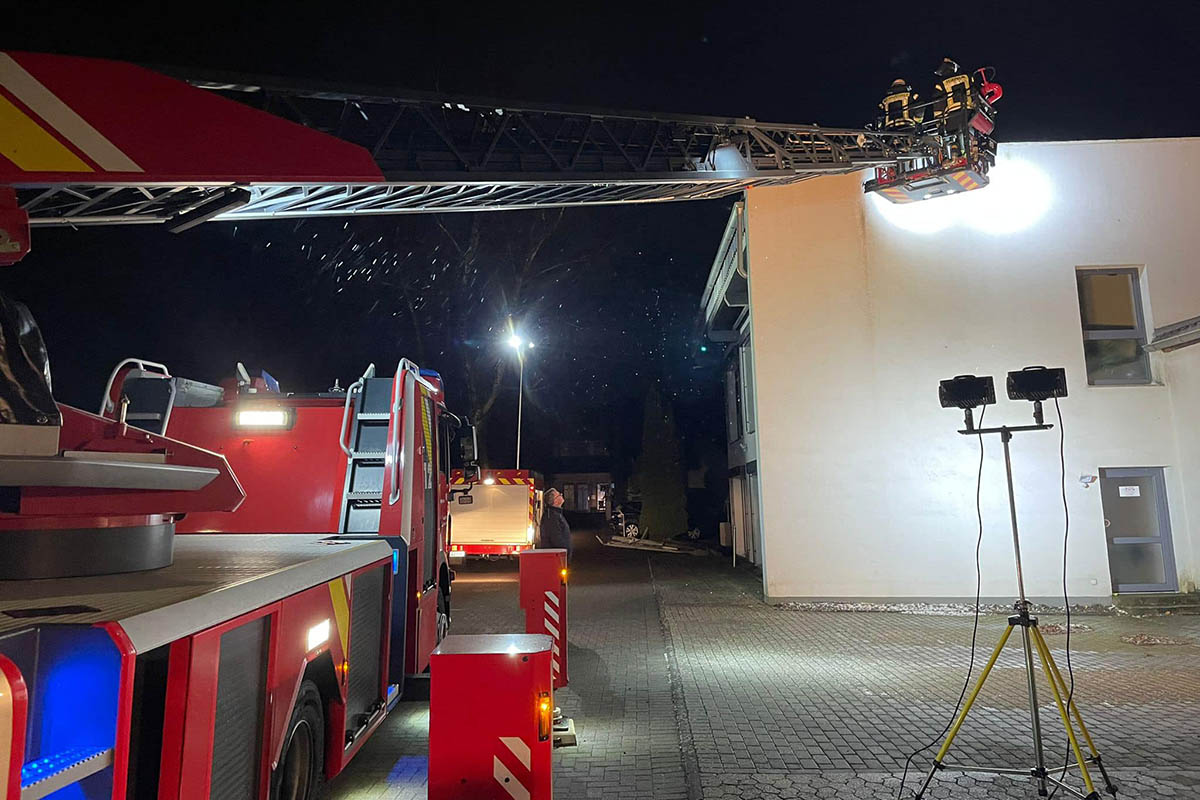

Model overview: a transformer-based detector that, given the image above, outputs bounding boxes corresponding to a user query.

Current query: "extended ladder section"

[339,373,395,533]
[6,52,930,226]
[1,50,1001,265]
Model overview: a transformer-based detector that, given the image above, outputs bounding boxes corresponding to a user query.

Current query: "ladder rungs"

[351,452,386,459]
[345,492,382,502]
[356,413,390,421]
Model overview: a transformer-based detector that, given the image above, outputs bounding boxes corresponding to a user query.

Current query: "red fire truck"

[448,469,542,560]
[0,347,478,800]
[0,52,480,800]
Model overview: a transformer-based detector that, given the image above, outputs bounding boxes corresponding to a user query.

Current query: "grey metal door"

[1100,468,1178,592]
[746,468,762,565]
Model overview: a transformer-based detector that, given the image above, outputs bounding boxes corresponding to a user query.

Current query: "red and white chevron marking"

[543,589,561,678]
[494,735,533,800]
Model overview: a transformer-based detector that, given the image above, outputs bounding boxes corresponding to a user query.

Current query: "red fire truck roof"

[0,535,390,651]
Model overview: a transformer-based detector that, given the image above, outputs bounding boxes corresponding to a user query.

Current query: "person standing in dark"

[540,488,572,563]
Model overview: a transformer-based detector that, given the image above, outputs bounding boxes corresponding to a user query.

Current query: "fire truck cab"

[104,358,474,673]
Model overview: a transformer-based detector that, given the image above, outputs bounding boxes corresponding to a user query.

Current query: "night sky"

[3,1,1198,474]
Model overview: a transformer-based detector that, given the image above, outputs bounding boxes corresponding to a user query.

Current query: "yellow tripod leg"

[1031,626,1097,795]
[934,624,1015,762]
[1036,627,1099,757]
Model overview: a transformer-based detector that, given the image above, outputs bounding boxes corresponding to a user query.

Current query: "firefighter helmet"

[934,58,961,78]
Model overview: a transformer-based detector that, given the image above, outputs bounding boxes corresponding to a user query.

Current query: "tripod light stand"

[917,370,1117,800]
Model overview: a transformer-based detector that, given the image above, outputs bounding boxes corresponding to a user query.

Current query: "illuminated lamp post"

[506,333,534,469]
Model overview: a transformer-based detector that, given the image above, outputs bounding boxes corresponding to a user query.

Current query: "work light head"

[1006,366,1068,402]
[938,374,995,409]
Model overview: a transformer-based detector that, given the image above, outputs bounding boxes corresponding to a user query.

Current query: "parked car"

[611,501,643,538]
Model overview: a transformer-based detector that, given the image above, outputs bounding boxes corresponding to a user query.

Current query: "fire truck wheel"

[272,680,325,800]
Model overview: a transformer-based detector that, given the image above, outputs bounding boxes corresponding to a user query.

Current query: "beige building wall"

[744,138,1200,603]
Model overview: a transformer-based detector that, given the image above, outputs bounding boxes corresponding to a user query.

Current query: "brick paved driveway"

[330,530,1200,799]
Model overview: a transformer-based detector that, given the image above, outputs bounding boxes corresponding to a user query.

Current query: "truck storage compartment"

[0,625,124,800]
[209,617,270,800]
[345,565,387,739]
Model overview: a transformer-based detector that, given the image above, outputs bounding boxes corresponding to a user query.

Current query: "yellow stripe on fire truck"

[0,52,143,173]
[327,576,350,655]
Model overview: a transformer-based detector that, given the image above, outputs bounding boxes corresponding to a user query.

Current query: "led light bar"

[234,408,293,429]
[307,619,330,651]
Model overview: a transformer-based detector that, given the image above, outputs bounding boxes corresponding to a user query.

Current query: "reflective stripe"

[327,576,350,654]
[544,590,559,606]
[543,618,559,638]
[499,736,531,770]
[950,171,979,190]
[0,93,91,172]
[543,602,559,623]
[0,53,142,172]
[493,756,531,800]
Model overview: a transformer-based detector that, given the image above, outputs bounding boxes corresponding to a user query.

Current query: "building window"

[1075,267,1151,385]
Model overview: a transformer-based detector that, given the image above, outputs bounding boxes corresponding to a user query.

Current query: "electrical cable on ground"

[895,406,987,799]
[1047,396,1075,798]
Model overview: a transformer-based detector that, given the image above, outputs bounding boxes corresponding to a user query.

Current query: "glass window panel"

[1099,476,1159,538]
[1078,272,1138,331]
[1083,338,1150,384]
[1108,542,1166,586]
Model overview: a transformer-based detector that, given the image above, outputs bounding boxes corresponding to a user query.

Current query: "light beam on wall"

[868,155,1053,236]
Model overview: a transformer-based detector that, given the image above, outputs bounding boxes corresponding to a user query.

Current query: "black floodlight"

[1007,366,1068,401]
[938,374,995,409]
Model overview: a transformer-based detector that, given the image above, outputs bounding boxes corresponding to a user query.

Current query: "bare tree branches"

[303,210,584,447]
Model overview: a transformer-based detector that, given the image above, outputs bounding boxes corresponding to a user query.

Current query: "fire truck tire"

[272,680,325,800]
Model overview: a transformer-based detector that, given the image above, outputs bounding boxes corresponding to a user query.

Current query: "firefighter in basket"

[879,78,922,131]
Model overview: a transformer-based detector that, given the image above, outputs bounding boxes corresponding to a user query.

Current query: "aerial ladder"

[0,50,1000,264]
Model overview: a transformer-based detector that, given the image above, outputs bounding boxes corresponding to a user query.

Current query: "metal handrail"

[388,363,411,505]
[388,358,438,506]
[402,358,439,394]
[98,358,171,417]
[338,363,376,457]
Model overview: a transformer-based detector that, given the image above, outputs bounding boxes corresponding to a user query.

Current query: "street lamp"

[506,333,533,468]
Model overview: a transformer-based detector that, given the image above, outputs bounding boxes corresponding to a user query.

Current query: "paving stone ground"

[330,528,1200,799]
